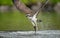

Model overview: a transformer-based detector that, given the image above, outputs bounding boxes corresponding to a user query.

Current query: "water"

[0,30,60,38]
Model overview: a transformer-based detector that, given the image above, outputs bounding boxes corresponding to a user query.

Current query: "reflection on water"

[0,30,60,38]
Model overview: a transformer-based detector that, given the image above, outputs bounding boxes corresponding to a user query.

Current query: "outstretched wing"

[12,0,35,16]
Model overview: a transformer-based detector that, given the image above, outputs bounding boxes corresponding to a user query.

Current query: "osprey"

[12,0,49,32]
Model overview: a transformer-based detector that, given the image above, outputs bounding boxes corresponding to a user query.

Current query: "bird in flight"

[12,0,41,32]
[12,0,49,32]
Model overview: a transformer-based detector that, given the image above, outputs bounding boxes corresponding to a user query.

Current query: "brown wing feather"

[12,0,35,16]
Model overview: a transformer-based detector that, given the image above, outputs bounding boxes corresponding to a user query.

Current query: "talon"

[34,26,38,31]
[34,26,36,31]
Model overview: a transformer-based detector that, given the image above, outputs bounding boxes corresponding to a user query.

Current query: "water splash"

[0,30,60,38]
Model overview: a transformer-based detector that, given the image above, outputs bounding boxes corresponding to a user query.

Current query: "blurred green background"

[0,0,60,5]
[0,0,60,31]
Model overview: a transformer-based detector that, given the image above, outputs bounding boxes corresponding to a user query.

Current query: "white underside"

[27,11,39,27]
[28,15,37,26]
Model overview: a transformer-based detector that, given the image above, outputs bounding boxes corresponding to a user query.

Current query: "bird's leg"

[31,18,38,32]
[30,18,38,33]
[33,19,38,32]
